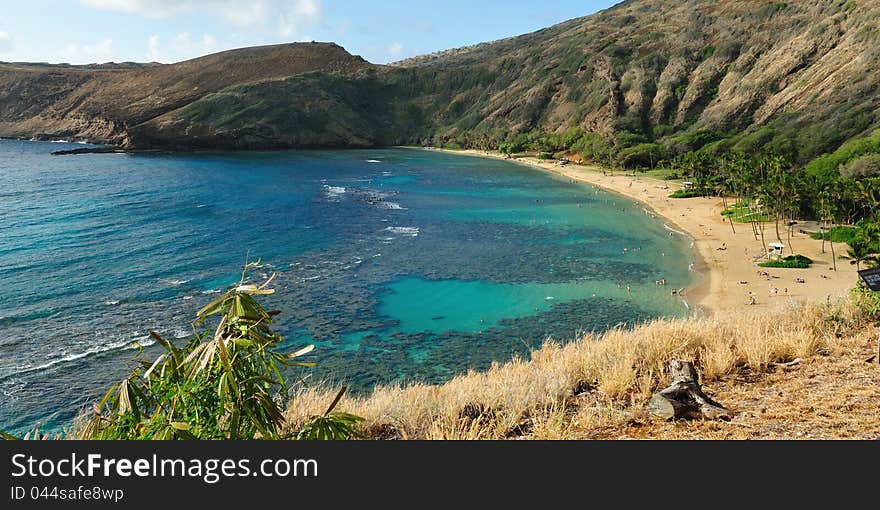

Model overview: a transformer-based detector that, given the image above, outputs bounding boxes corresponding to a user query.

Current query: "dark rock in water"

[51,146,125,156]
[52,146,174,156]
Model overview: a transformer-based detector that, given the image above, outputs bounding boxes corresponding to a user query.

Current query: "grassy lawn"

[811,226,880,251]
[721,201,772,223]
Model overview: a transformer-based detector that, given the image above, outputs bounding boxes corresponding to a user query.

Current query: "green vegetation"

[722,201,772,223]
[804,130,880,184]
[670,189,711,199]
[759,255,813,269]
[842,153,880,179]
[618,143,667,169]
[851,281,880,321]
[3,266,363,441]
[811,226,862,245]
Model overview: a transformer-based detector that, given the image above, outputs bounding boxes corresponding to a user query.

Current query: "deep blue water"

[0,140,694,434]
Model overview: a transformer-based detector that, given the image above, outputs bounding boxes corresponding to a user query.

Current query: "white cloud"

[81,0,324,38]
[0,31,12,53]
[62,39,114,63]
[80,0,186,16]
[145,32,216,62]
[387,42,404,58]
[175,32,217,56]
[146,34,160,61]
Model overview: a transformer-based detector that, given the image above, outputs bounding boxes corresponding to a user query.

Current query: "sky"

[0,0,621,65]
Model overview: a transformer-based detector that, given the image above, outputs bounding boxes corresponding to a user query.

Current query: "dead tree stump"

[648,360,734,421]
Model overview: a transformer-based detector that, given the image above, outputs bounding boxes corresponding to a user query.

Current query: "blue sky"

[0,1,620,64]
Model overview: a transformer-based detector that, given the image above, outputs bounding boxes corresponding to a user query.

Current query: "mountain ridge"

[3,0,880,164]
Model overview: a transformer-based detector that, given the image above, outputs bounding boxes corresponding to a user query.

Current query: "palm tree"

[847,235,878,271]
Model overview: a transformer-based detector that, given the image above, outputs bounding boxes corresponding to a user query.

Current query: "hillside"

[3,0,880,161]
[0,42,372,144]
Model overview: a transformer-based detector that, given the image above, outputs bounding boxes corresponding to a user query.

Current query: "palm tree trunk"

[758,220,768,256]
[786,207,793,251]
[830,235,837,272]
[722,196,736,234]
[775,206,783,244]
[747,199,759,241]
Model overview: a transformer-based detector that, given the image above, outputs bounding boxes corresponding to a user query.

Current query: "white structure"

[683,181,695,190]
[768,242,785,260]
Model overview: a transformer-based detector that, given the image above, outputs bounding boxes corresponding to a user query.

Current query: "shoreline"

[424,147,858,316]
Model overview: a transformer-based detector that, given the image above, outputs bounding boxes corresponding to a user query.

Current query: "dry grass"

[284,298,879,440]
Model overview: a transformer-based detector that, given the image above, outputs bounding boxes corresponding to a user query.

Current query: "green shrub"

[759,255,814,269]
[3,266,363,441]
[851,280,880,321]
[670,188,712,198]
[804,130,880,182]
[618,143,667,169]
[842,153,880,179]
[674,130,724,151]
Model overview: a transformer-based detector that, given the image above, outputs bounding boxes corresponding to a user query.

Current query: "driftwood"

[771,358,803,369]
[649,360,734,421]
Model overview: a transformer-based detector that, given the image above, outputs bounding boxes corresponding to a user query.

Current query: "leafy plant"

[296,387,365,441]
[758,255,813,269]
[3,265,363,441]
[851,280,880,321]
[670,188,713,199]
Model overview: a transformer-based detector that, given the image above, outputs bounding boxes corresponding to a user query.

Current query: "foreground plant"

[3,266,362,440]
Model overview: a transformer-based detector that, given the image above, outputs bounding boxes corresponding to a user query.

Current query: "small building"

[768,242,785,260]
[683,181,695,190]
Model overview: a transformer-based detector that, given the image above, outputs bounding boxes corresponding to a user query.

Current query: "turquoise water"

[0,141,694,434]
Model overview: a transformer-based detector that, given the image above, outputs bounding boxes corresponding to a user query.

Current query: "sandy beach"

[429,148,859,316]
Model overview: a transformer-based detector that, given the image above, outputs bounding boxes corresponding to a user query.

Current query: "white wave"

[159,278,190,286]
[6,335,154,379]
[384,227,420,237]
[323,185,347,197]
[366,159,382,163]
[663,224,688,237]
[201,289,222,295]
[49,139,71,143]
[378,202,407,210]
[76,140,90,145]
[103,300,120,306]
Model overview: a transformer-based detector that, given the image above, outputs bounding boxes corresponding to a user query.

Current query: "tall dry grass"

[284,299,873,440]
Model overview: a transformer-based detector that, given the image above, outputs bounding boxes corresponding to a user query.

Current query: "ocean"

[0,140,694,435]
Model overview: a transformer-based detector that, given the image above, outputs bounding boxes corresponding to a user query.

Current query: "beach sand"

[430,148,859,316]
